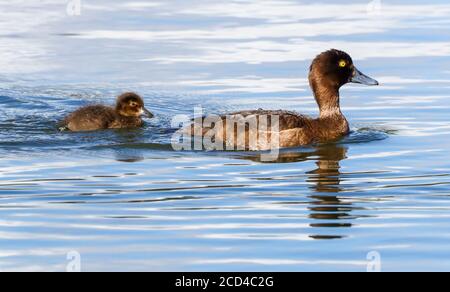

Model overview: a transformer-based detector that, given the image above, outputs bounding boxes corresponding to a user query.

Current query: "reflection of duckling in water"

[60,92,153,132]
[187,49,379,150]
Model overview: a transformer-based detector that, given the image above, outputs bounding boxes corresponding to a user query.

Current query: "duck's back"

[186,110,314,150]
[64,105,117,132]
[226,110,309,131]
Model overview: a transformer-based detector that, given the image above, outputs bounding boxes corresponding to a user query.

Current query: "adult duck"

[188,49,379,150]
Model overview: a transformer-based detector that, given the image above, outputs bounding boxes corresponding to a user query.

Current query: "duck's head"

[309,49,379,91]
[116,92,154,118]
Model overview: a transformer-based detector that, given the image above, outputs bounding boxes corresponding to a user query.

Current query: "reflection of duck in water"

[306,145,354,239]
[241,144,357,240]
[306,145,347,193]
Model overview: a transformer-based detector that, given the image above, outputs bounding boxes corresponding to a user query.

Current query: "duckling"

[187,49,379,150]
[61,92,153,132]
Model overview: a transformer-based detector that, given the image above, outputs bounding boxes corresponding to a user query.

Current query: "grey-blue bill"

[351,68,379,86]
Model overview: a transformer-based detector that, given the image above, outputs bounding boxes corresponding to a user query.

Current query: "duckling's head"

[309,49,379,91]
[116,92,154,118]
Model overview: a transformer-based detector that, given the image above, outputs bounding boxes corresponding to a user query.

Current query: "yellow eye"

[339,60,347,68]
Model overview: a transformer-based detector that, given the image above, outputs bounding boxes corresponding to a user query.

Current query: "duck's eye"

[339,60,347,68]
[129,101,138,107]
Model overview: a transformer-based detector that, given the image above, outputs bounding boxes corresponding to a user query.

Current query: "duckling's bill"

[351,68,379,86]
[143,107,154,118]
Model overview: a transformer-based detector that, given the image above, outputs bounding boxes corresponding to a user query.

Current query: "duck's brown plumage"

[226,110,308,130]
[187,49,378,150]
[61,92,153,132]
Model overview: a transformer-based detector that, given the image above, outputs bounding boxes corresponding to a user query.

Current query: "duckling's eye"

[129,101,138,107]
[339,60,347,68]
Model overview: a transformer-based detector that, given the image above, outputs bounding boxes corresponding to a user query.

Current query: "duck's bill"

[143,108,154,118]
[351,68,379,86]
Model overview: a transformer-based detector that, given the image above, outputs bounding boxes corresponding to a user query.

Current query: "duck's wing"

[190,110,310,132]
[223,110,310,131]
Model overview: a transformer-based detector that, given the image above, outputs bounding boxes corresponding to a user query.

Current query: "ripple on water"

[1,0,450,271]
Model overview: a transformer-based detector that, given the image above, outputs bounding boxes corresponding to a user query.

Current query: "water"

[1,0,450,272]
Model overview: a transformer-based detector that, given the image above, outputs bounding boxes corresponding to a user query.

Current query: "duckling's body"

[63,105,145,132]
[61,92,153,132]
[188,49,378,150]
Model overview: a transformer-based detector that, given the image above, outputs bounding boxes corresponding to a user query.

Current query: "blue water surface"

[1,0,450,271]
